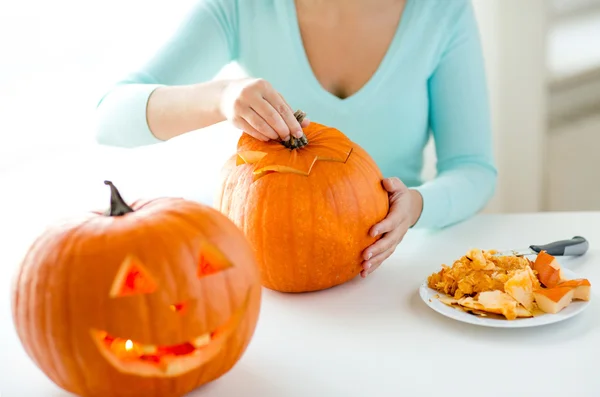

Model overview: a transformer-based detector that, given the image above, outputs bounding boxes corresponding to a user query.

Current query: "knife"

[494,236,589,257]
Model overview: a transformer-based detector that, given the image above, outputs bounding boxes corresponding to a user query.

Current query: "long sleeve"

[413,2,497,229]
[95,0,238,148]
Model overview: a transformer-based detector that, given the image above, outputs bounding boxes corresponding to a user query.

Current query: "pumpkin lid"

[236,110,353,179]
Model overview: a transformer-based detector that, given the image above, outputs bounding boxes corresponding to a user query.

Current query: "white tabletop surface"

[1,131,599,397]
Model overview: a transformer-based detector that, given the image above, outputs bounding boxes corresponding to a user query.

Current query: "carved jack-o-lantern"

[11,181,262,397]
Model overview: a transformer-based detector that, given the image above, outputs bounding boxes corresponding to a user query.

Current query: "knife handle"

[530,236,589,256]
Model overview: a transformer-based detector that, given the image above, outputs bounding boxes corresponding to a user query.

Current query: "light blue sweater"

[95,0,497,229]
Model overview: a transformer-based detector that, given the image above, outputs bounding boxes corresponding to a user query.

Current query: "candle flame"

[125,340,133,351]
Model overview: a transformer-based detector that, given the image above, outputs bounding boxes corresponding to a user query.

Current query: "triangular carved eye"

[110,255,158,298]
[198,243,233,278]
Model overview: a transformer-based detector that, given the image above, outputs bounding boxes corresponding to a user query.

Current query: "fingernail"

[372,230,379,237]
[366,252,372,260]
[364,262,372,270]
[283,135,290,141]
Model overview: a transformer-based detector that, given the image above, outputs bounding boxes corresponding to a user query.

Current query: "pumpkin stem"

[103,180,135,216]
[294,109,307,124]
[281,110,309,150]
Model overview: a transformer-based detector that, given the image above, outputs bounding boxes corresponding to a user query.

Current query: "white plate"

[419,268,591,328]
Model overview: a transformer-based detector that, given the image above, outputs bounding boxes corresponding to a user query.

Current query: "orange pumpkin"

[11,181,261,397]
[216,111,389,293]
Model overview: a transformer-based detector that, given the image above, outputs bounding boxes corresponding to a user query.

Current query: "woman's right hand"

[220,78,310,142]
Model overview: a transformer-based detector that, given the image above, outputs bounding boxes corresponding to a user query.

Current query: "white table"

[1,135,599,396]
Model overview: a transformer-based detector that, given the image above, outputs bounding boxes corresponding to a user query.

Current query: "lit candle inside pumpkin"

[169,303,185,313]
[110,338,141,359]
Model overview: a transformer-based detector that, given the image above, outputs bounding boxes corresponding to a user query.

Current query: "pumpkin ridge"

[345,152,372,276]
[26,231,65,387]
[256,176,274,288]
[214,203,237,337]
[195,263,211,385]
[207,258,236,383]
[93,215,126,396]
[66,222,101,396]
[113,215,159,355]
[46,222,96,393]
[285,180,297,291]
[308,176,321,289]
[144,214,191,345]
[13,233,45,368]
[324,172,342,287]
[203,288,253,385]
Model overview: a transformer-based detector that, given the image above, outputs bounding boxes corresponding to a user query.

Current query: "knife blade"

[493,236,589,257]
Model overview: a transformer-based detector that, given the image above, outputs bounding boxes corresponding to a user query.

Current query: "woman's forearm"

[95,0,240,148]
[146,80,231,141]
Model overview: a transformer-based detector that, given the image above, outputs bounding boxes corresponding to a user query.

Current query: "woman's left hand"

[361,177,423,278]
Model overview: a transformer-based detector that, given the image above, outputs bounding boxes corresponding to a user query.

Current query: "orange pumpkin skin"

[215,119,389,293]
[11,185,262,397]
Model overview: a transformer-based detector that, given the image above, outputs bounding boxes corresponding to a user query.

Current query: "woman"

[95,0,497,278]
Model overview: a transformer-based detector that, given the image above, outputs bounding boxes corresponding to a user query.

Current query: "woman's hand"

[220,78,310,142]
[361,177,423,278]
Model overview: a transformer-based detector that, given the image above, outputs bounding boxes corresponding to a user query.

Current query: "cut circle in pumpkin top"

[236,122,353,179]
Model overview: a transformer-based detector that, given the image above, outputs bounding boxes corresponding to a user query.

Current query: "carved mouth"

[91,291,251,377]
